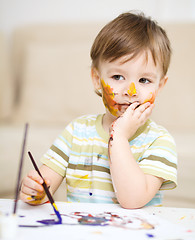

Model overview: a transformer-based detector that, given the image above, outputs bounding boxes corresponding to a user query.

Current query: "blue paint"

[36,204,62,226]
[53,204,62,224]
[37,203,62,226]
[37,219,61,225]
[146,233,154,238]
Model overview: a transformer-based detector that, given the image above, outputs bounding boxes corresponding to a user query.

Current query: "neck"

[102,111,117,133]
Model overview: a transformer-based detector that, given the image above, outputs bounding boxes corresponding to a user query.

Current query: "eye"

[112,75,124,81]
[139,78,151,84]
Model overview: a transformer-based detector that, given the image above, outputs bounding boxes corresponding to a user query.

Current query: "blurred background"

[0,0,195,207]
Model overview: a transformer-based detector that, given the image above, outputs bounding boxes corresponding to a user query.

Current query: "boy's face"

[92,50,167,118]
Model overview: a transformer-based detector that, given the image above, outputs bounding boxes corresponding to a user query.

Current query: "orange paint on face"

[101,79,118,117]
[127,82,136,96]
[143,92,156,104]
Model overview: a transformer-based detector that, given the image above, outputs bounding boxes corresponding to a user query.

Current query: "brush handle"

[28,151,54,204]
[13,123,28,214]
[28,151,62,223]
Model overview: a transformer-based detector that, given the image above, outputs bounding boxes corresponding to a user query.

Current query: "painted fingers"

[110,101,154,140]
[125,101,154,126]
[131,102,153,118]
[20,169,50,205]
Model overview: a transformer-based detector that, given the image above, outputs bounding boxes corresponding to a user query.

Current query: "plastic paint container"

[0,213,18,239]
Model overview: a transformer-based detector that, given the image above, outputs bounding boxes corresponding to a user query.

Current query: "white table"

[0,199,195,240]
[145,205,195,232]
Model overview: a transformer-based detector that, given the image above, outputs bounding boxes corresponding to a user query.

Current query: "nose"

[124,82,137,97]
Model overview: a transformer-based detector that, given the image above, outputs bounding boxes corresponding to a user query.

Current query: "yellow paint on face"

[143,92,156,104]
[127,82,136,96]
[100,79,118,117]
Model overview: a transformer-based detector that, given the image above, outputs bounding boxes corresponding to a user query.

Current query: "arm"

[20,164,63,205]
[109,102,163,209]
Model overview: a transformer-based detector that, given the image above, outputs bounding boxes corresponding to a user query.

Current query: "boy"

[20,12,177,208]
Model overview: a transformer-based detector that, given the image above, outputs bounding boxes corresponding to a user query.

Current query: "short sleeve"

[139,133,177,190]
[40,122,73,177]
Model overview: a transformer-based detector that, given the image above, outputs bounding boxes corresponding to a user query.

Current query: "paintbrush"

[13,123,28,214]
[28,151,62,224]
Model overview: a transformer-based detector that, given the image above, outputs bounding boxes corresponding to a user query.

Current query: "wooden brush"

[28,151,62,224]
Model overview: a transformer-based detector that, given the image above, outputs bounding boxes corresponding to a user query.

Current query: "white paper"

[0,199,194,240]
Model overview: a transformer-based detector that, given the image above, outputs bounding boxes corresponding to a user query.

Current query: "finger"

[45,179,51,187]
[20,191,30,202]
[130,101,140,110]
[28,170,51,187]
[140,102,151,111]
[20,191,46,205]
[22,176,44,193]
[19,191,37,203]
[139,104,154,122]
[123,102,140,116]
[28,170,44,185]
[20,184,44,197]
[134,102,151,118]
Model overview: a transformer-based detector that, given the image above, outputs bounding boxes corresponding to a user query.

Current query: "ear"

[158,76,168,93]
[91,67,101,90]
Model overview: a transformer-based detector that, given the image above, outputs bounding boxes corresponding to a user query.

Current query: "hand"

[20,169,50,205]
[109,102,154,140]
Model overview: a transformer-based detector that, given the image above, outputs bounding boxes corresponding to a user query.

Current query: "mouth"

[116,101,139,106]
[115,102,131,111]
[116,102,141,111]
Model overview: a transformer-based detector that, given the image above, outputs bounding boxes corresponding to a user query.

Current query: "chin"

[117,107,128,115]
[111,111,123,118]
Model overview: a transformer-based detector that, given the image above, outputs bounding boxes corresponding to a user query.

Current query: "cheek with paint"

[127,82,137,96]
[143,92,156,104]
[100,79,119,117]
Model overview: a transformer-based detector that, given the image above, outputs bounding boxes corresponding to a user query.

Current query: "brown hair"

[90,11,171,77]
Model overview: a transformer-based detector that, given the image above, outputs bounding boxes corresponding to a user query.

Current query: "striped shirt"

[41,114,177,206]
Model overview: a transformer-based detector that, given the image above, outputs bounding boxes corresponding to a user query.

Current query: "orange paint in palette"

[101,79,118,117]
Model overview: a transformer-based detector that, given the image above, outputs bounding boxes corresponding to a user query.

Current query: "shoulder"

[71,114,99,126]
[59,114,100,142]
[133,119,177,153]
[64,114,100,134]
[142,119,177,161]
[145,119,176,143]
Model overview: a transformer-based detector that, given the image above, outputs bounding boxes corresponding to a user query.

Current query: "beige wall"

[1,0,195,36]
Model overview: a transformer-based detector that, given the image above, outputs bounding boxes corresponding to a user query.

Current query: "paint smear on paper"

[179,216,186,220]
[37,219,61,225]
[146,233,155,238]
[19,211,156,230]
[78,216,109,226]
[92,230,103,235]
